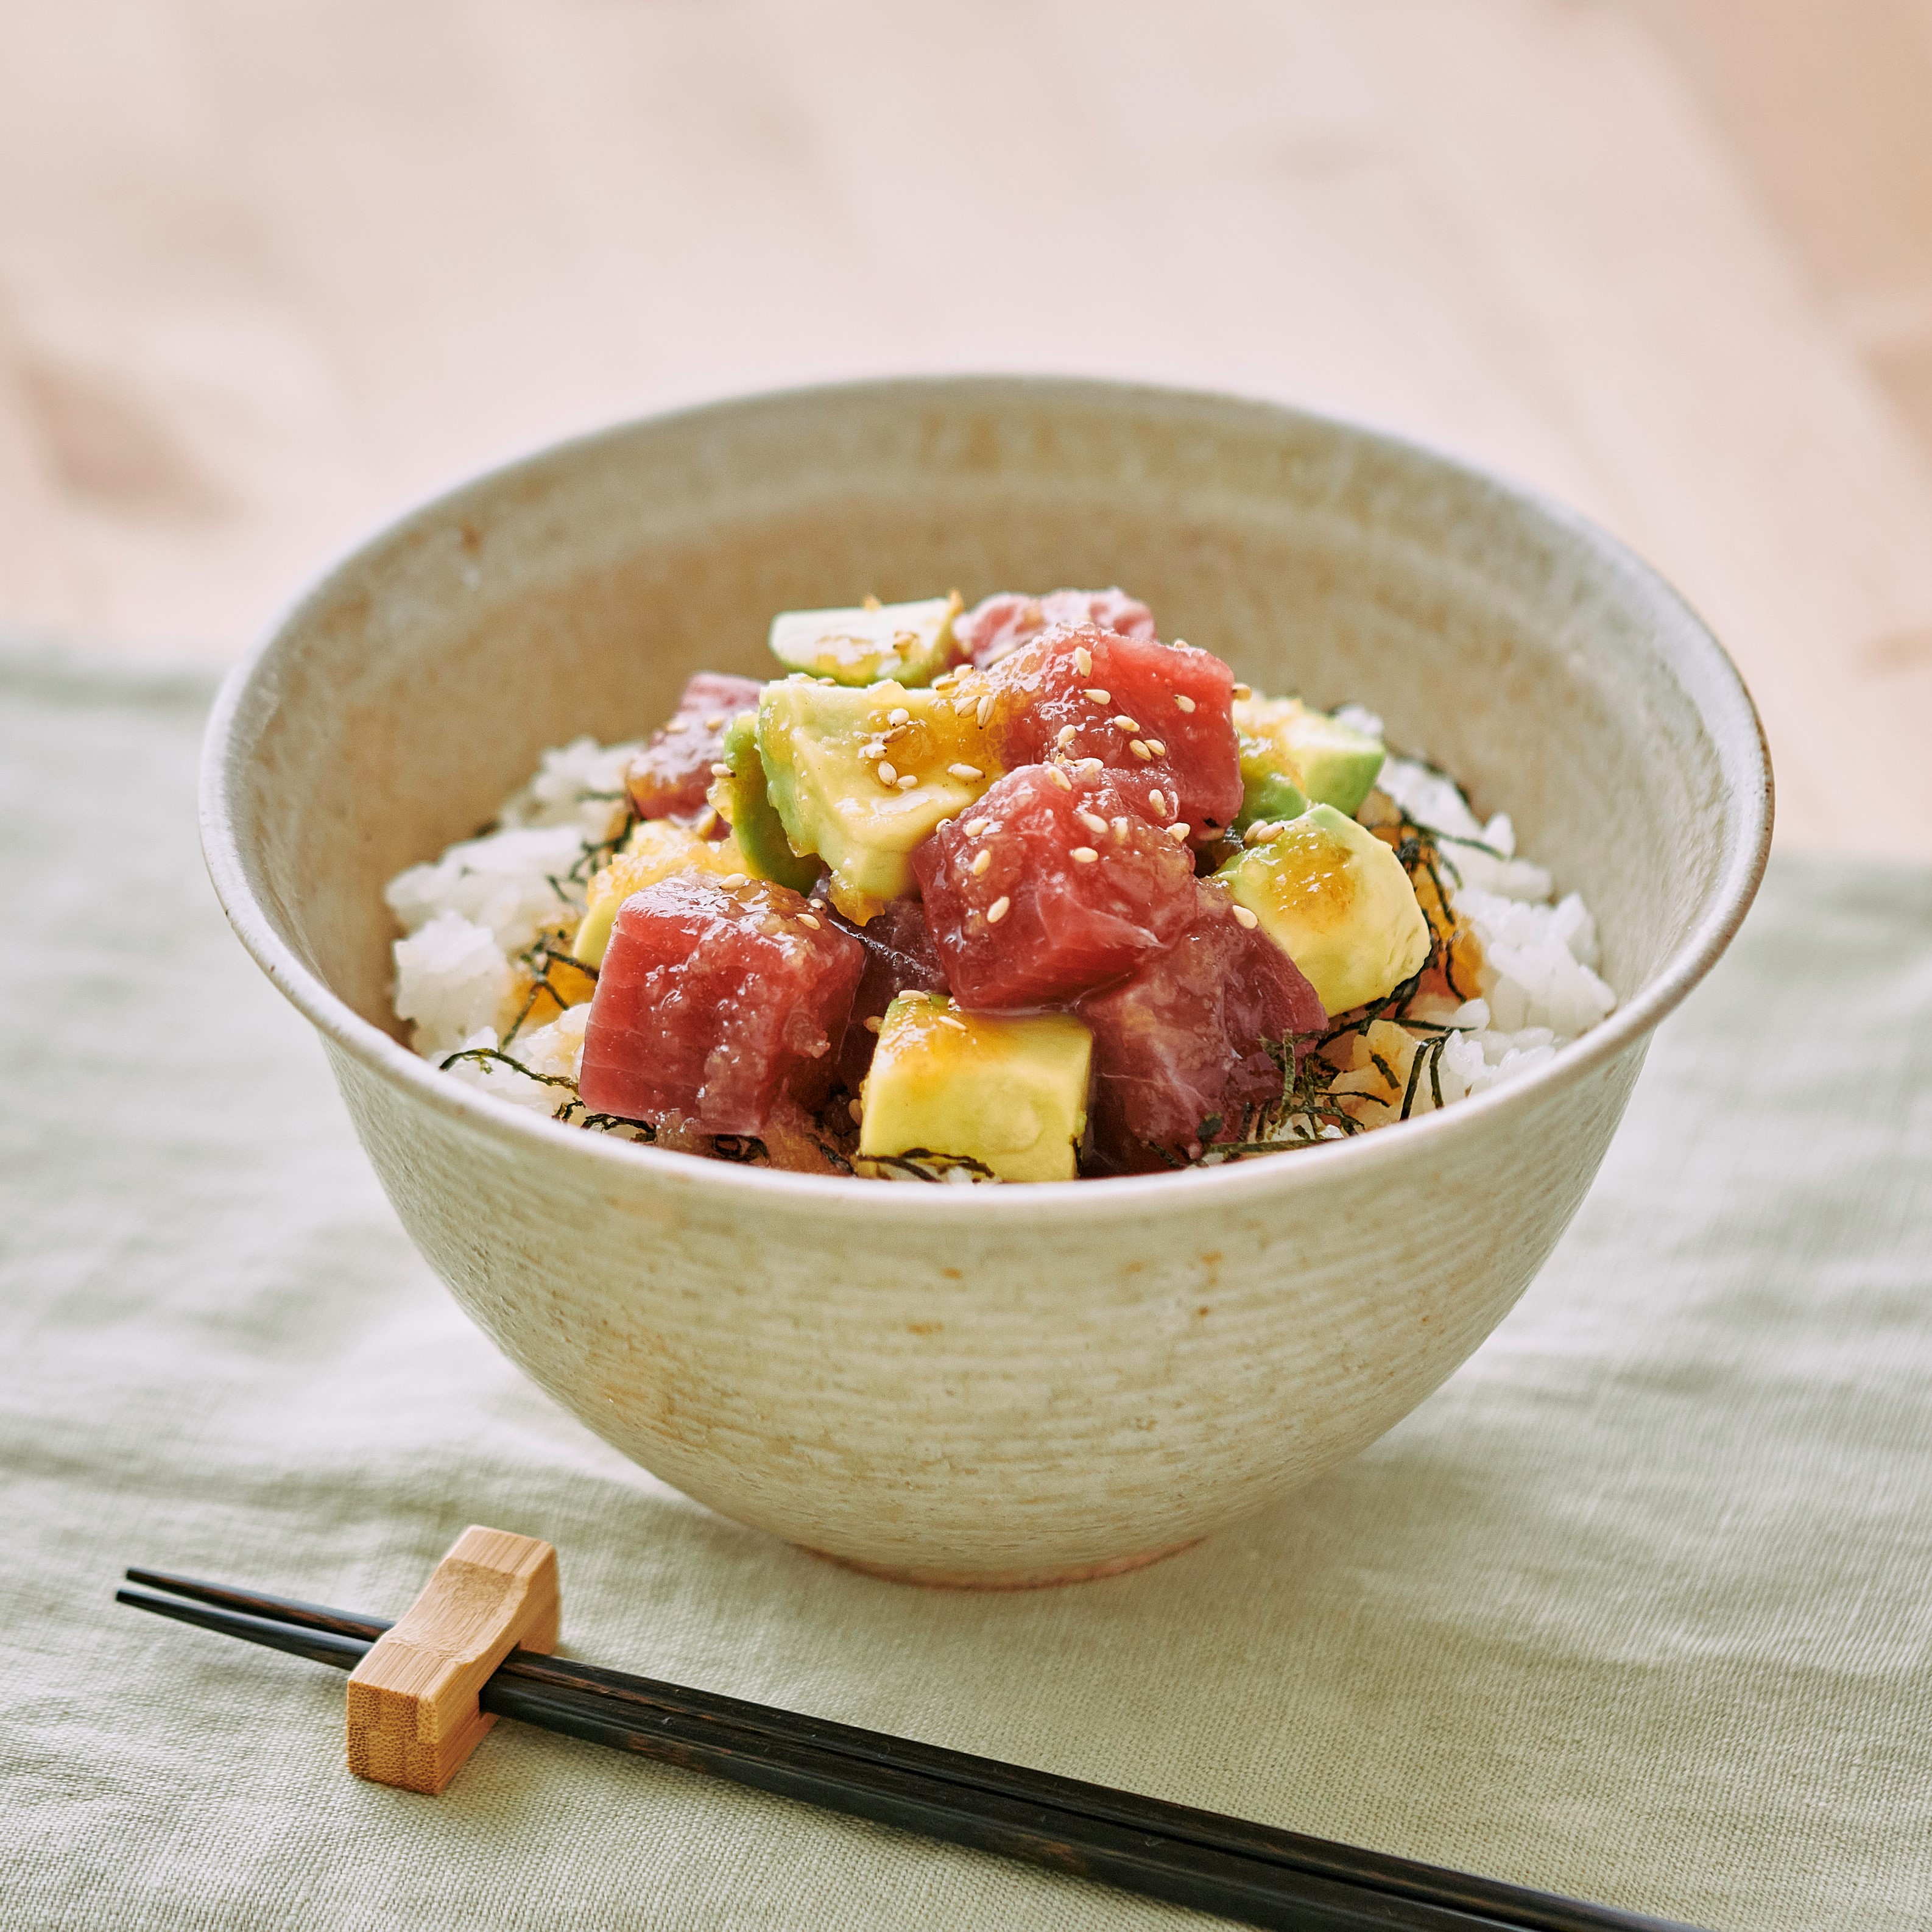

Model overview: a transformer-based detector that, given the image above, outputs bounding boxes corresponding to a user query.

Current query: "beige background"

[2,0,1930,853]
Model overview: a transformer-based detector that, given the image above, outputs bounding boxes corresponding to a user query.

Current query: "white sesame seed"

[1166,822,1193,842]
[953,695,977,715]
[1232,904,1260,929]
[897,773,920,790]
[877,762,898,785]
[965,817,990,837]
[859,742,884,760]
[690,806,720,836]
[1078,809,1108,836]
[1173,693,1196,713]
[1129,739,1152,760]
[986,896,1011,924]
[1084,688,1110,705]
[948,763,982,780]
[1110,716,1140,733]
[663,717,689,733]
[1148,789,1166,816]
[1073,646,1093,675]
[1112,816,1130,840]
[1146,739,1166,756]
[970,849,992,875]
[1046,766,1073,791]
[938,1015,969,1032]
[1232,683,1252,700]
[1056,725,1077,748]
[976,695,993,727]
[887,707,909,726]
[864,1014,883,1032]
[797,912,820,929]
[933,670,958,687]
[721,873,747,887]
[1079,758,1103,774]
[1071,847,1099,864]
[849,1097,864,1123]
[705,714,725,729]
[710,761,732,776]
[819,676,837,685]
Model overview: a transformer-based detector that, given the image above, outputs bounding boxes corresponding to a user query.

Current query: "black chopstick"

[115,1588,1485,1932]
[119,1571,1704,1932]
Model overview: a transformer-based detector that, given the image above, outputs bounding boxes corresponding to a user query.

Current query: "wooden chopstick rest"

[345,1526,559,1794]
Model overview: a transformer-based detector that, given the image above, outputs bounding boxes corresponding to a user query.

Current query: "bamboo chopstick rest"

[345,1526,559,1794]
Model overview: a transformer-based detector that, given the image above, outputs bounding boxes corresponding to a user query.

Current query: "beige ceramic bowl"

[202,378,1771,1587]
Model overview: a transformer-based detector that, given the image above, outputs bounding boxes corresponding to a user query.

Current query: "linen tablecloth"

[4,645,1929,1931]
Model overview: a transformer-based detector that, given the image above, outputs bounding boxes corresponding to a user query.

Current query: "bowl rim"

[200,373,1774,1224]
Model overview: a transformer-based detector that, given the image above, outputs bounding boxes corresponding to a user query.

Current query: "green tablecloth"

[4,646,1929,1931]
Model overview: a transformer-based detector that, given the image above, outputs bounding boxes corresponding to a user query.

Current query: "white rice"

[1325,704,1616,1118]
[383,736,640,1060]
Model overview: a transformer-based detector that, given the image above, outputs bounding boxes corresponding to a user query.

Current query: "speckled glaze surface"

[202,378,1771,1586]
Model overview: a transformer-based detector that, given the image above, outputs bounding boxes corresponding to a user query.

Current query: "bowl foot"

[803,1537,1203,1590]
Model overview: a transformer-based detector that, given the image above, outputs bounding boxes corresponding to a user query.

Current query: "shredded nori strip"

[501,937,598,1048]
[555,1101,658,1140]
[439,1046,579,1090]
[1398,1038,1432,1121]
[861,1148,999,1183]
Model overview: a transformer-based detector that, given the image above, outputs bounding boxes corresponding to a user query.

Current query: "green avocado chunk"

[756,677,1000,922]
[1233,694,1384,820]
[859,993,1092,1183]
[1216,804,1430,1015]
[1234,760,1309,836]
[767,593,963,688]
[708,713,822,895]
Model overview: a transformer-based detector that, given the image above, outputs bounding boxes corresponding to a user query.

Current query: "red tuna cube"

[830,895,951,1087]
[955,587,1156,668]
[579,873,864,1133]
[1078,883,1326,1172]
[624,672,765,821]
[913,763,1197,1009]
[983,624,1242,846]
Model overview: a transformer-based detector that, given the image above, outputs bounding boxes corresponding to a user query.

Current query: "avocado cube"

[859,994,1091,1183]
[1216,804,1430,1015]
[1234,760,1308,836]
[768,593,963,688]
[757,678,1001,922]
[1234,694,1384,818]
[708,713,823,895]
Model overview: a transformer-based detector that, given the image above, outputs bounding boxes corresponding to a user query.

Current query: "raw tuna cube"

[830,895,952,1087]
[579,873,864,1133]
[625,672,765,821]
[982,624,1242,846]
[1078,883,1327,1172]
[912,763,1196,1009]
[955,587,1156,668]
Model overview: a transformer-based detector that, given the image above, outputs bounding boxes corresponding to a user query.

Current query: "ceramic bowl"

[202,378,1771,1587]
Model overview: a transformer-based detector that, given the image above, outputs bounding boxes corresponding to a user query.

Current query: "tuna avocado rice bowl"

[384,587,1616,1182]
